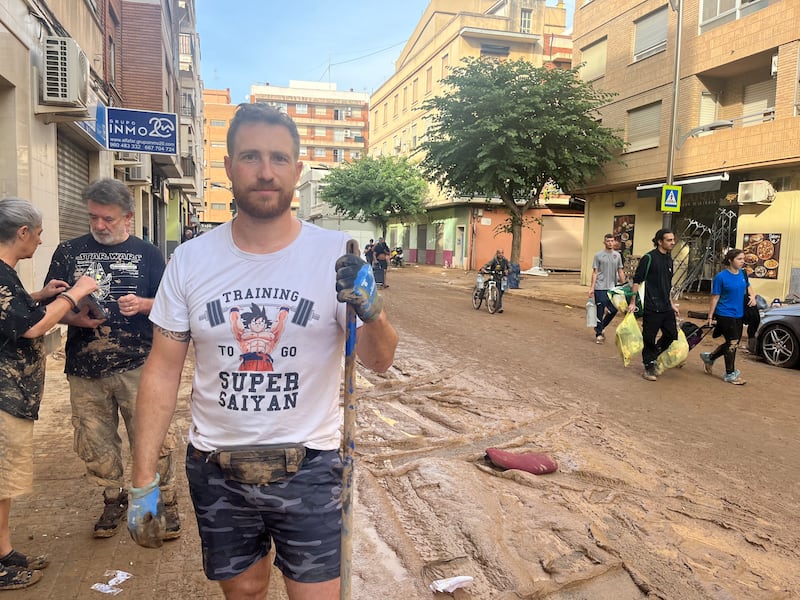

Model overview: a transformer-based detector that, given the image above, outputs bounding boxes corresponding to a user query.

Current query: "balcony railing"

[181,156,196,178]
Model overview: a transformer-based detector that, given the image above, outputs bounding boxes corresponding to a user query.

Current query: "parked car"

[755,304,800,368]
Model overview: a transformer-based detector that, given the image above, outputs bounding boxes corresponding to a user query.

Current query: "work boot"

[94,489,128,538]
[163,501,182,540]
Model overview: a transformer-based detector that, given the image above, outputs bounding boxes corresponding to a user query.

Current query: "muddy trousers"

[67,367,176,504]
[709,315,743,375]
[641,310,678,368]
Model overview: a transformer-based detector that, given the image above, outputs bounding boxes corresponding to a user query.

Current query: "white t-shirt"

[150,220,352,452]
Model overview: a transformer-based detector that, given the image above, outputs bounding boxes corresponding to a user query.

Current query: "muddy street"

[351,266,799,599]
[10,265,800,599]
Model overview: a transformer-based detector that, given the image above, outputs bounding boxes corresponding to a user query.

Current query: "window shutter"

[581,38,607,81]
[698,92,718,134]
[634,7,668,61]
[742,79,776,126]
[627,102,662,151]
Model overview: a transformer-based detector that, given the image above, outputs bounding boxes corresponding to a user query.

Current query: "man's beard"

[232,184,294,220]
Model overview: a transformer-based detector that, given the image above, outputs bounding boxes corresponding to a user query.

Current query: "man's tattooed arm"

[155,325,191,342]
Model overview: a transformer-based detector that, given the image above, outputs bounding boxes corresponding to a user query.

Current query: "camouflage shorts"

[185,444,343,583]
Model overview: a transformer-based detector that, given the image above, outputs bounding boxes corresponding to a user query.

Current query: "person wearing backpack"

[627,229,680,381]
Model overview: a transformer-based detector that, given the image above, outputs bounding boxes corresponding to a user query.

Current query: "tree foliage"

[418,57,624,264]
[320,155,428,237]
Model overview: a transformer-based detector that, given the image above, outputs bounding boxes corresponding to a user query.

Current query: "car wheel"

[760,324,800,368]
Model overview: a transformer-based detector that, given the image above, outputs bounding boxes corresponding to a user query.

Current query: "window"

[211,142,225,148]
[211,203,227,211]
[333,149,344,163]
[634,7,668,62]
[580,38,607,81]
[109,36,116,84]
[296,125,307,136]
[373,110,380,127]
[334,129,345,142]
[393,94,399,116]
[350,151,361,160]
[295,103,308,114]
[210,160,225,168]
[520,9,532,33]
[425,67,433,94]
[412,78,419,104]
[299,146,308,156]
[271,102,288,113]
[441,54,449,76]
[350,107,362,118]
[403,86,408,110]
[383,103,388,124]
[314,105,327,116]
[698,92,719,134]
[314,147,326,157]
[314,127,326,137]
[411,123,418,148]
[210,119,226,127]
[742,79,777,126]
[626,102,662,152]
[701,0,767,30]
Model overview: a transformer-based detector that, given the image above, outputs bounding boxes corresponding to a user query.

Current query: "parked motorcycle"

[390,246,404,267]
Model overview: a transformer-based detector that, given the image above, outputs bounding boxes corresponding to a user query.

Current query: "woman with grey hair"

[0,198,97,590]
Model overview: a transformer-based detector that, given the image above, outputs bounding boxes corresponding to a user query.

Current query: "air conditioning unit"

[344,129,352,138]
[126,160,152,182]
[737,180,775,205]
[114,152,141,163]
[41,37,89,107]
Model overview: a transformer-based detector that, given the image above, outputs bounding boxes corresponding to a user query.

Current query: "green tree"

[320,155,428,238]
[418,57,624,266]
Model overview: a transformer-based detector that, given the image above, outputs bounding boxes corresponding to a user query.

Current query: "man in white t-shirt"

[588,233,626,343]
[127,103,398,600]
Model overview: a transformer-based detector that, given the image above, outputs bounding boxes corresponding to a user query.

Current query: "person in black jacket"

[482,249,510,313]
[627,229,680,381]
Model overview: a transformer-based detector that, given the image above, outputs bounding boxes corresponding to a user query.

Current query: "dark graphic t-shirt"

[45,234,165,377]
[0,262,47,420]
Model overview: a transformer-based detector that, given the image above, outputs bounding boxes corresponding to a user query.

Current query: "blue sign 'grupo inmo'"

[106,107,177,155]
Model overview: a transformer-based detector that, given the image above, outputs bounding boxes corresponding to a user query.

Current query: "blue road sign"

[106,107,177,155]
[661,185,682,213]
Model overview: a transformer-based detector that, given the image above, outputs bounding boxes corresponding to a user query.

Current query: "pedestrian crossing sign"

[661,185,682,213]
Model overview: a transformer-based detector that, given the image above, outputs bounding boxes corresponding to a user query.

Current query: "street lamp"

[676,120,734,149]
[663,0,684,229]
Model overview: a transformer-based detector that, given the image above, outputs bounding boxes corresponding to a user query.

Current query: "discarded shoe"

[0,549,48,570]
[163,502,182,540]
[700,352,714,375]
[0,565,42,590]
[94,490,128,538]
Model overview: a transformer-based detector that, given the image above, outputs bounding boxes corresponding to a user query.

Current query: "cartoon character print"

[229,303,289,371]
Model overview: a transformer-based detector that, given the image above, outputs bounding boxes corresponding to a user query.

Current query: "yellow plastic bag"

[655,330,690,374]
[614,311,643,367]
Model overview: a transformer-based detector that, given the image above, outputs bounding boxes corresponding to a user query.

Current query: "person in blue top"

[700,248,756,385]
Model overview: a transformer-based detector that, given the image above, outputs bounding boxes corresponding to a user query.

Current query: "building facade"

[369,0,577,271]
[201,88,236,227]
[573,0,799,301]
[250,81,369,168]
[0,0,203,279]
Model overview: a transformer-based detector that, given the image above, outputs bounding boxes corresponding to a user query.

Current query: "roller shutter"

[541,215,583,271]
[57,132,90,241]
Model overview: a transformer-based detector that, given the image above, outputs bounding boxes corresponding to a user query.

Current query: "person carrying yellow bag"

[615,311,644,367]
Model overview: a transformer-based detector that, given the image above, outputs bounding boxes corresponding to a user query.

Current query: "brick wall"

[120,2,163,110]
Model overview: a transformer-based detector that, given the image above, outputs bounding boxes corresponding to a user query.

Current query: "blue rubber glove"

[335,254,383,323]
[127,474,166,548]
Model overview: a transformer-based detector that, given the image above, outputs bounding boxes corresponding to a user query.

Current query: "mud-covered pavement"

[9,266,800,599]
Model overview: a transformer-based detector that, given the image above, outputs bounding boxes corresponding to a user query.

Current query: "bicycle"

[471,271,502,314]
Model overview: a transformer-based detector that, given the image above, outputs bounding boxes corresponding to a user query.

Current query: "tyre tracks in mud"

[346,320,800,599]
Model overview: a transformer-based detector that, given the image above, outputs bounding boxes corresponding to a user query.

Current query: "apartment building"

[574,0,799,300]
[0,0,203,281]
[250,81,369,168]
[369,0,577,270]
[202,88,237,227]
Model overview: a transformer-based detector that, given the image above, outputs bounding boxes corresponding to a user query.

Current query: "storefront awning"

[636,172,729,197]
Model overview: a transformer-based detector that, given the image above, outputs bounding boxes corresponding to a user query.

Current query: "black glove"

[335,254,383,323]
